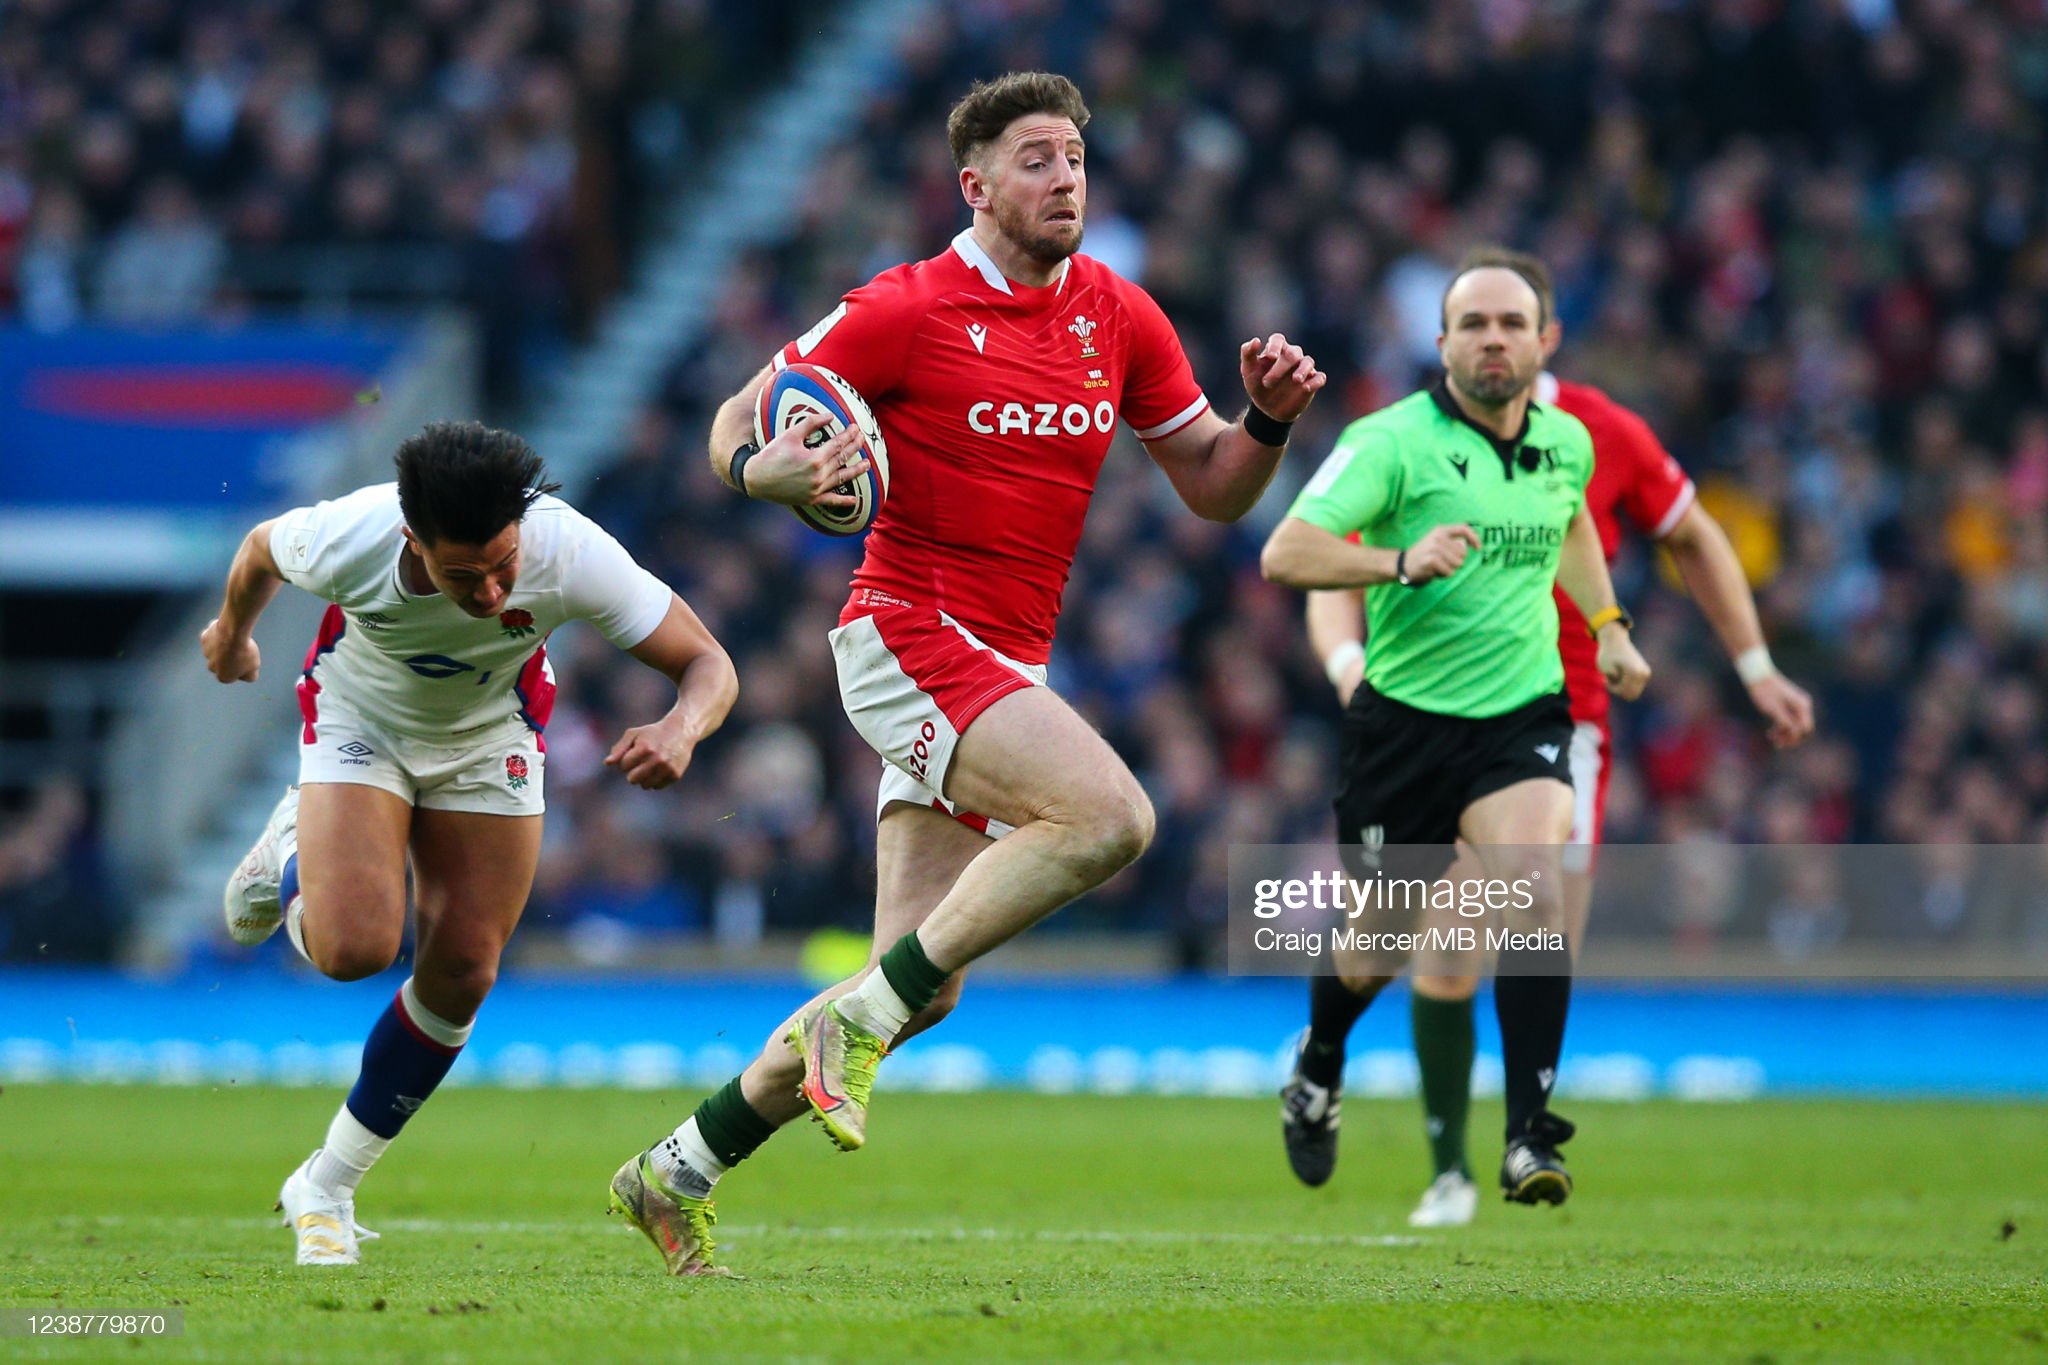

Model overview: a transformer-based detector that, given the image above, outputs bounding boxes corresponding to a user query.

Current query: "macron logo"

[966,323,988,354]
[1535,743,1560,764]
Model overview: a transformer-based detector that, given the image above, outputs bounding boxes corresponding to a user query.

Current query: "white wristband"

[1323,640,1365,687]
[1734,645,1777,685]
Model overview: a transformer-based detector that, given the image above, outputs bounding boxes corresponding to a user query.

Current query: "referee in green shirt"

[1259,262,1650,1206]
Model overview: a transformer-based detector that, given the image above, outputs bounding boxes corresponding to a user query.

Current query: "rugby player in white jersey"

[202,420,736,1265]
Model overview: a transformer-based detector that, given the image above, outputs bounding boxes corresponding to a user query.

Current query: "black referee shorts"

[1332,684,1574,882]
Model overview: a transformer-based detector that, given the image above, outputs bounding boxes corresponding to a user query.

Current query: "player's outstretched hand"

[1597,625,1652,702]
[742,410,871,509]
[1748,672,1815,749]
[605,717,699,790]
[1401,524,1481,583]
[200,618,260,683]
[1239,333,1327,423]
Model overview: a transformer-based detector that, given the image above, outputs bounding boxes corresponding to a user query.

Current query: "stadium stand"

[0,0,822,401]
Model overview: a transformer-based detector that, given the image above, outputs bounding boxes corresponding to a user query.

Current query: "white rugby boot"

[1407,1170,1480,1227]
[223,786,299,945]
[276,1153,379,1266]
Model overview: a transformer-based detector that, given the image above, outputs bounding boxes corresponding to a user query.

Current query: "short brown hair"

[946,72,1090,169]
[1442,246,1555,331]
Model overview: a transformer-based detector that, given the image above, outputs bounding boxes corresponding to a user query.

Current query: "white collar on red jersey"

[951,228,1071,297]
[1534,370,1559,405]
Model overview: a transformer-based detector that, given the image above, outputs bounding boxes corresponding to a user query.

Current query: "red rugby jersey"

[773,229,1209,665]
[1542,374,1695,725]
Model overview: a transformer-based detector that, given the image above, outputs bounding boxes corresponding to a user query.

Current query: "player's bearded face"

[985,117,1086,265]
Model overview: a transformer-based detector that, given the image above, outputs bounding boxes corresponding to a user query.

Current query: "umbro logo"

[1448,453,1469,479]
[965,322,988,354]
[1537,1068,1556,1092]
[1535,743,1560,764]
[338,741,374,758]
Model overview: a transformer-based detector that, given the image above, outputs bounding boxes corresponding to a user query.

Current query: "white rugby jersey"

[269,483,671,741]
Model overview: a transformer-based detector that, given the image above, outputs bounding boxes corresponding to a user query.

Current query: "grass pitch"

[2,1084,2044,1362]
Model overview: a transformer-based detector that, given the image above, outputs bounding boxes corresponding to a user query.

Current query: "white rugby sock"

[308,1106,389,1198]
[834,969,912,1042]
[651,1116,725,1193]
[400,977,474,1047]
[283,895,313,967]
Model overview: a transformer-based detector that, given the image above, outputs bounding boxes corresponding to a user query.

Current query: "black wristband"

[1396,549,1415,587]
[727,441,759,495]
[1242,404,1294,447]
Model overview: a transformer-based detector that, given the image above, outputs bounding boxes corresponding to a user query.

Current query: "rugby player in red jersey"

[1286,248,1814,1224]
[607,71,1327,1275]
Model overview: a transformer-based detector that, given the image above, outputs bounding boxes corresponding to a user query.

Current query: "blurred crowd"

[0,777,109,963]
[533,0,2048,965]
[6,0,2047,964]
[0,0,818,401]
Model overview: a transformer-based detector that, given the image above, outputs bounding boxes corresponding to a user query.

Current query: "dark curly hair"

[393,421,561,546]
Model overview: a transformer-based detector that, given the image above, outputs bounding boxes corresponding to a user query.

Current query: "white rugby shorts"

[829,592,1045,837]
[297,687,546,817]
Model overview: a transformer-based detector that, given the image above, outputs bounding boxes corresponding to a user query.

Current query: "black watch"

[728,441,760,494]
[1395,548,1417,587]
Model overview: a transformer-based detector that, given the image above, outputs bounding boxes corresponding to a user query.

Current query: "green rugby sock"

[694,1075,777,1168]
[1411,991,1475,1178]
[877,930,949,1016]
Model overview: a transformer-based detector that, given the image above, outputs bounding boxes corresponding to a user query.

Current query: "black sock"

[1411,991,1475,1178]
[1493,951,1571,1140]
[1302,976,1378,1088]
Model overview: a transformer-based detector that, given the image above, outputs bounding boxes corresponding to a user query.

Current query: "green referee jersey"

[1286,380,1594,719]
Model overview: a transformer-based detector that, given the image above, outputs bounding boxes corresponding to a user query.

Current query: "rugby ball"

[753,363,890,537]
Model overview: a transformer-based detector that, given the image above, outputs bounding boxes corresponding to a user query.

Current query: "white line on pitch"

[50,1214,1421,1248]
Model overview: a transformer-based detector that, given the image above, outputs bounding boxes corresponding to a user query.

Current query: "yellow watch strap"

[1586,605,1627,637]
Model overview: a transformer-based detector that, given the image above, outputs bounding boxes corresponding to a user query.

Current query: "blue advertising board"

[0,324,404,512]
[2,970,2042,1100]
[0,323,409,585]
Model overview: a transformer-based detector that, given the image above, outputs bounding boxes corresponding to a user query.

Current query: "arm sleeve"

[773,270,917,400]
[1285,423,1402,537]
[1116,280,1210,441]
[557,511,676,650]
[1611,404,1696,539]
[267,502,342,601]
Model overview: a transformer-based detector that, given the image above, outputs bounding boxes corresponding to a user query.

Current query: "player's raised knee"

[1081,783,1155,873]
[308,931,402,983]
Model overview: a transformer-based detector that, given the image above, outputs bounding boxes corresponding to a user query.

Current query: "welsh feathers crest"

[1068,314,1099,358]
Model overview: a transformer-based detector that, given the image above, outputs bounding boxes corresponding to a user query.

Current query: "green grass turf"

[1,1085,2044,1362]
